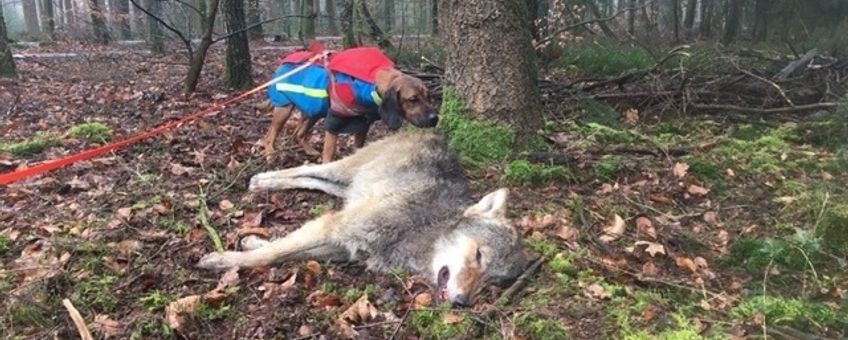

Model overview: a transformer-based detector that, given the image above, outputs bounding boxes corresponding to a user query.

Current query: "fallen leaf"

[340,295,379,324]
[554,225,578,241]
[642,261,657,276]
[241,211,265,229]
[623,108,639,126]
[165,295,201,332]
[1,228,21,241]
[687,184,710,196]
[599,214,626,243]
[215,266,240,291]
[519,214,557,230]
[694,256,709,269]
[443,313,464,324]
[725,168,736,178]
[305,260,322,275]
[218,200,234,210]
[703,211,719,225]
[634,241,666,257]
[673,162,689,178]
[113,240,142,255]
[584,283,611,300]
[116,207,132,220]
[93,314,121,338]
[169,163,194,176]
[635,217,656,239]
[412,292,432,309]
[298,325,312,337]
[675,257,698,273]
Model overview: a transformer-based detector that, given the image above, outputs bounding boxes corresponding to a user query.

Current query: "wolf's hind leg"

[197,214,341,270]
[249,167,348,196]
[241,235,349,262]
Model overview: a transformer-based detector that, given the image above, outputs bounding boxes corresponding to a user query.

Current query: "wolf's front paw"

[196,251,241,270]
[249,172,276,192]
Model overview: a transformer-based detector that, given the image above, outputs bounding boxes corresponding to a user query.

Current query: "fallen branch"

[690,102,840,114]
[774,49,818,81]
[495,255,546,307]
[581,45,690,92]
[62,299,93,340]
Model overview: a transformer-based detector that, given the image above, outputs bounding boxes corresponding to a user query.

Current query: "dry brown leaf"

[305,260,322,275]
[412,292,432,309]
[169,163,194,176]
[687,184,710,196]
[215,266,240,291]
[339,295,379,324]
[93,314,121,338]
[634,241,666,257]
[113,240,142,255]
[554,225,578,241]
[642,261,657,276]
[116,207,132,220]
[703,211,719,225]
[1,228,20,241]
[673,162,689,179]
[599,214,626,243]
[584,283,611,300]
[623,108,639,126]
[675,257,698,273]
[694,256,709,269]
[165,295,201,332]
[635,217,656,239]
[443,313,464,324]
[298,325,312,337]
[218,200,234,211]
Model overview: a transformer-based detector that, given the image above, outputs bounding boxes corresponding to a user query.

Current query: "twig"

[586,257,724,299]
[128,0,194,57]
[388,309,410,340]
[212,15,315,43]
[62,299,93,340]
[535,1,654,47]
[198,188,224,252]
[730,59,794,107]
[495,256,546,307]
[581,44,690,92]
[354,319,401,330]
[690,102,840,114]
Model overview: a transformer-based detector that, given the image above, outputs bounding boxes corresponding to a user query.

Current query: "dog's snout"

[425,112,439,127]
[452,294,469,307]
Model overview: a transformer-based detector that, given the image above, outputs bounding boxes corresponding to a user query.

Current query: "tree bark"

[439,0,542,145]
[300,0,315,39]
[580,0,616,39]
[699,0,712,38]
[683,0,697,37]
[382,0,394,32]
[40,0,56,40]
[224,0,253,88]
[184,0,221,94]
[90,0,111,44]
[430,0,437,35]
[752,0,768,42]
[146,0,164,53]
[246,0,263,39]
[628,0,636,35]
[113,0,131,39]
[325,0,338,35]
[0,2,17,78]
[722,0,742,44]
[340,0,355,47]
[671,0,680,42]
[279,0,290,37]
[64,0,75,25]
[23,0,41,38]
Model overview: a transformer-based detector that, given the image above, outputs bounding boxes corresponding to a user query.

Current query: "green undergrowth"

[731,296,848,334]
[555,39,653,76]
[0,132,60,157]
[69,121,112,143]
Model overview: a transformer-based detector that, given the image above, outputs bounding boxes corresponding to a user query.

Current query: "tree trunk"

[325,0,338,35]
[146,0,164,53]
[113,0,131,39]
[752,0,768,41]
[184,0,221,94]
[0,3,17,78]
[246,0,263,39]
[90,0,111,44]
[300,0,315,39]
[439,0,542,144]
[40,0,56,40]
[280,0,290,37]
[382,0,394,32]
[224,0,253,88]
[340,0,355,47]
[23,0,41,39]
[671,0,680,42]
[722,0,741,44]
[683,0,696,37]
[64,0,75,24]
[581,0,616,39]
[628,0,636,35]
[358,0,391,48]
[430,0,437,35]
[699,0,712,37]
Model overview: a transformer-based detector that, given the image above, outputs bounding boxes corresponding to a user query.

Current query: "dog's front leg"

[353,125,370,148]
[295,116,321,156]
[261,106,295,160]
[322,132,339,164]
[197,214,341,270]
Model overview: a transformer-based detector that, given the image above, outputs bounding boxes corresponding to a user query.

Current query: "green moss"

[818,204,848,255]
[8,305,51,328]
[75,275,119,313]
[731,295,847,333]
[524,238,559,258]
[438,89,515,169]
[196,301,234,321]
[0,132,60,157]
[408,305,475,339]
[138,291,172,312]
[503,159,572,186]
[583,123,637,144]
[548,252,575,276]
[577,98,621,126]
[0,234,9,252]
[513,312,570,340]
[68,122,112,143]
[593,155,625,180]
[160,216,189,235]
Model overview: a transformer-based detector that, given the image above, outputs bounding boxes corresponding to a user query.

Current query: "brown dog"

[260,65,437,163]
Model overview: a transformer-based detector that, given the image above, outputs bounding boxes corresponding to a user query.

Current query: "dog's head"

[431,188,533,307]
[378,73,438,130]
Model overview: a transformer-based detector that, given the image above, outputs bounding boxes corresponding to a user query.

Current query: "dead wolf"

[197,131,532,306]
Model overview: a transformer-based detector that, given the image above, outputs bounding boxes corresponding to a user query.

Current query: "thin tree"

[23,0,41,39]
[0,2,17,78]
[359,0,391,48]
[383,0,394,32]
[90,0,111,44]
[113,0,131,39]
[628,0,636,35]
[325,0,338,35]
[699,0,712,37]
[145,0,164,53]
[302,0,315,39]
[64,0,75,25]
[40,0,56,40]
[246,0,263,39]
[722,0,742,44]
[430,0,437,35]
[439,0,542,145]
[752,0,769,41]
[340,0,355,47]
[223,0,253,88]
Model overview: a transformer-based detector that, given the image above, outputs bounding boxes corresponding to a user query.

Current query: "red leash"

[0,51,329,186]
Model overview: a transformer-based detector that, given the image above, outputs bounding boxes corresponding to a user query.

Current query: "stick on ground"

[62,298,93,340]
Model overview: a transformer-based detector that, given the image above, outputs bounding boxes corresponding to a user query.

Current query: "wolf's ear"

[464,188,509,219]
[378,86,404,130]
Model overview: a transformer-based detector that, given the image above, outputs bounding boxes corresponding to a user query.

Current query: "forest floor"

[1,40,847,339]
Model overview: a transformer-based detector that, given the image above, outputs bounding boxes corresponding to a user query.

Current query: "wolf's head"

[431,188,533,306]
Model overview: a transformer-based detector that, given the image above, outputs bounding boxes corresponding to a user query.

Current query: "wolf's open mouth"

[437,266,450,301]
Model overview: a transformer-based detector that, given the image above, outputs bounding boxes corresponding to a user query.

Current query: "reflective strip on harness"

[275,83,329,98]
[370,91,382,105]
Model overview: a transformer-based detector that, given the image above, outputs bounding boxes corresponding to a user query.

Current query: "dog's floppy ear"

[378,86,404,130]
[464,188,509,220]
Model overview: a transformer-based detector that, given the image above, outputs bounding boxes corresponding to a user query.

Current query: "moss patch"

[438,89,514,169]
[503,159,572,186]
[68,121,112,143]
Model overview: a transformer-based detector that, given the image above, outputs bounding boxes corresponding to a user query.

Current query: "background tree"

[722,0,742,44]
[113,0,131,39]
[223,0,253,88]
[40,0,55,40]
[0,2,17,78]
[146,0,164,53]
[90,0,111,44]
[246,0,262,39]
[382,0,394,32]
[340,0,355,47]
[23,0,40,38]
[301,0,315,39]
[439,0,542,144]
[325,0,338,35]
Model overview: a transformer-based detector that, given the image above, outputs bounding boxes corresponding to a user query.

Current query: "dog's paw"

[240,235,270,251]
[248,173,272,192]
[196,251,241,270]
